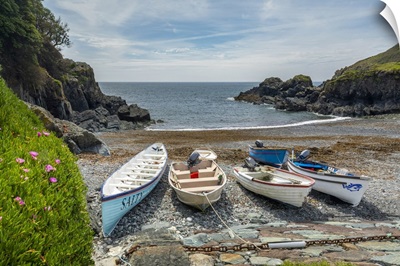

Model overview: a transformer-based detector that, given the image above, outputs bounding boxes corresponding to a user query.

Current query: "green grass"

[0,78,93,265]
[332,44,400,82]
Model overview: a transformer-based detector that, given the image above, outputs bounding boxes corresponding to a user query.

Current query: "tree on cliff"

[0,0,70,87]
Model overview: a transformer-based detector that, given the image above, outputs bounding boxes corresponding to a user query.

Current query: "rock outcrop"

[9,58,152,133]
[235,75,321,112]
[235,45,400,117]
[27,103,111,156]
[310,65,400,117]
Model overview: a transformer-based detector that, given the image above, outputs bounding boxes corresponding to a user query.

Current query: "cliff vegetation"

[0,0,151,133]
[0,78,93,265]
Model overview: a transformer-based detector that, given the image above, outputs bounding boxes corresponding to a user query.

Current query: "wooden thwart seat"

[125,167,158,172]
[198,169,215,178]
[110,183,141,189]
[121,172,155,177]
[172,170,191,179]
[127,164,161,168]
[179,176,218,185]
[183,185,220,193]
[115,177,151,182]
[137,159,165,163]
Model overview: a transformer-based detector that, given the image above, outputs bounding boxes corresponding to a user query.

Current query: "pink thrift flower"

[16,158,25,164]
[44,206,51,211]
[37,132,42,137]
[29,151,38,160]
[45,164,55,172]
[23,168,30,173]
[14,197,24,205]
[55,159,61,164]
[49,177,57,183]
[43,131,50,136]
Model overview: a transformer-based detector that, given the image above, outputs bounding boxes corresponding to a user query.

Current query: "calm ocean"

[98,82,342,131]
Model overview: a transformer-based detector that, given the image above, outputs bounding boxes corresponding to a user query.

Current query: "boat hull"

[101,143,168,236]
[233,166,314,207]
[101,174,164,236]
[168,159,227,211]
[173,185,225,211]
[249,147,289,166]
[287,160,371,206]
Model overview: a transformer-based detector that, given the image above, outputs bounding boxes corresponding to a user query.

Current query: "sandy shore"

[90,115,400,174]
[80,115,400,220]
[78,115,400,262]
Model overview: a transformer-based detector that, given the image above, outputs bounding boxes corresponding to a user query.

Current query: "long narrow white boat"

[287,153,371,206]
[168,151,227,211]
[233,158,315,207]
[101,143,168,236]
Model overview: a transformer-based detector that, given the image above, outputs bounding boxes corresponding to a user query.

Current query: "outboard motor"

[297,150,310,161]
[244,157,259,171]
[255,140,264,148]
[187,152,201,168]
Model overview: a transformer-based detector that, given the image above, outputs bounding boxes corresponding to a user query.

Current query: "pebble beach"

[77,116,400,264]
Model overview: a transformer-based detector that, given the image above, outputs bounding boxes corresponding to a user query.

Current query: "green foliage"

[0,0,70,86]
[333,45,400,83]
[0,78,94,265]
[293,74,311,83]
[33,1,71,49]
[374,62,400,72]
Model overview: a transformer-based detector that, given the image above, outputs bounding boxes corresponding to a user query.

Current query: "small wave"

[145,116,351,132]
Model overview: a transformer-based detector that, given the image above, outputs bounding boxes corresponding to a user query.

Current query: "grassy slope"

[334,45,400,81]
[0,78,93,265]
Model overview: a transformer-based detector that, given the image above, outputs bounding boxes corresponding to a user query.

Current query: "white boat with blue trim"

[287,150,371,206]
[101,143,168,236]
[233,158,315,207]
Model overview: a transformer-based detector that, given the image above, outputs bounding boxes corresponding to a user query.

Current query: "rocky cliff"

[9,56,152,133]
[235,45,400,117]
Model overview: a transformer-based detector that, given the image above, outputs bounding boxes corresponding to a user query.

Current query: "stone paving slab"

[98,220,400,265]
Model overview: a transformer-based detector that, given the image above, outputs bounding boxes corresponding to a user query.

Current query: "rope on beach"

[202,192,262,251]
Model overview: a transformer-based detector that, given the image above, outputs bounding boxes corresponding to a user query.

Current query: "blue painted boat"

[101,143,168,236]
[248,141,289,167]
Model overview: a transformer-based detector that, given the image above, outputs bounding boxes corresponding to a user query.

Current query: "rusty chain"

[120,234,399,256]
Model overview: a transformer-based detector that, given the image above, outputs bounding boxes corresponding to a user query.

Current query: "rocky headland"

[235,45,400,117]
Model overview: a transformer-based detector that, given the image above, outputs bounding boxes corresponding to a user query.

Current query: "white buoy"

[268,241,307,249]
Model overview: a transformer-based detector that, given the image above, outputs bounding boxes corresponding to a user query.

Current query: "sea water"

[98,82,343,131]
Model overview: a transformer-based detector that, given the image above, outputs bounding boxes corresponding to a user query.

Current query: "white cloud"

[44,0,397,82]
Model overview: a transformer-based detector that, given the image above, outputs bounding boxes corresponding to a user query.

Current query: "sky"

[43,0,398,82]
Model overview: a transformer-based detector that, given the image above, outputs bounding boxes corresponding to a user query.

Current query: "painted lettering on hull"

[121,192,143,210]
[342,183,362,192]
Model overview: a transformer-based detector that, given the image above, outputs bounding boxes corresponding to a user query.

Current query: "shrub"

[0,78,93,265]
